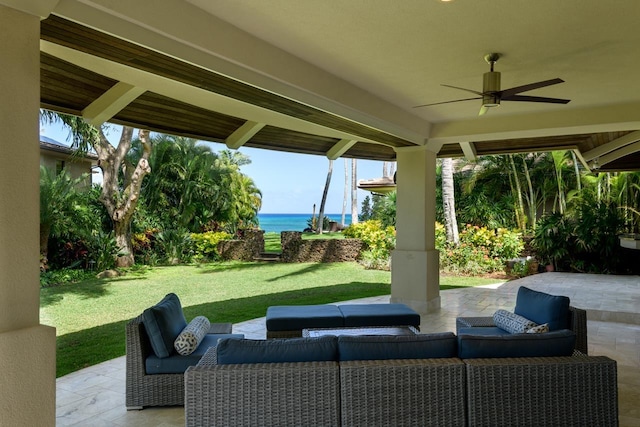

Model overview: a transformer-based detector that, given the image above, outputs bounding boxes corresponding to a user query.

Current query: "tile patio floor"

[56,272,640,426]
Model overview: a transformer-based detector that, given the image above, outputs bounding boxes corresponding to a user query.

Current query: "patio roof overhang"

[37,1,640,172]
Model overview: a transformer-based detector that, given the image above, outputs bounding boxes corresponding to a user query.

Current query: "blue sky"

[41,123,388,214]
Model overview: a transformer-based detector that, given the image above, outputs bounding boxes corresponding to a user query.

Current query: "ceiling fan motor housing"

[483,71,501,107]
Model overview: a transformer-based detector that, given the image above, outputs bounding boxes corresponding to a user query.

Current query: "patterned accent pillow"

[526,323,549,334]
[493,309,537,334]
[174,316,211,356]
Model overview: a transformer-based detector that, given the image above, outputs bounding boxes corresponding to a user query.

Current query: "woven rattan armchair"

[457,305,588,354]
[125,315,232,409]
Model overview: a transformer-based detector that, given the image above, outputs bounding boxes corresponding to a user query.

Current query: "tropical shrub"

[343,220,396,269]
[155,229,193,264]
[86,230,119,272]
[307,216,330,231]
[532,191,633,273]
[436,223,524,275]
[40,267,95,287]
[191,231,232,261]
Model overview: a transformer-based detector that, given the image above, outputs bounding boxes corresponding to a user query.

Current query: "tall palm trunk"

[521,155,537,229]
[317,159,333,234]
[342,158,348,225]
[571,151,582,192]
[442,158,459,245]
[351,159,358,224]
[442,158,459,244]
[551,151,566,214]
[508,154,527,231]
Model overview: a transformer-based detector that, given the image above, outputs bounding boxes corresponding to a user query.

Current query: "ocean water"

[258,213,352,233]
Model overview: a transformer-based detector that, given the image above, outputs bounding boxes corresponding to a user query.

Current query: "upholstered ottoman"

[266,305,344,338]
[337,304,421,329]
[266,303,421,338]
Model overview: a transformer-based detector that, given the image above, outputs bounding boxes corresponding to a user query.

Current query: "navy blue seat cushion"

[338,333,457,361]
[142,293,188,358]
[514,286,570,331]
[458,329,576,359]
[216,336,338,365]
[338,304,421,328]
[457,326,511,337]
[145,333,244,374]
[266,305,343,331]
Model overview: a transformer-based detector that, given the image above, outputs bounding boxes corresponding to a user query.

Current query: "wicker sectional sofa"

[184,334,618,427]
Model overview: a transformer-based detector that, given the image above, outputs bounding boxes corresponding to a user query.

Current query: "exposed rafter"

[459,141,477,162]
[82,82,146,126]
[326,139,357,160]
[583,130,640,162]
[598,140,640,167]
[225,121,265,149]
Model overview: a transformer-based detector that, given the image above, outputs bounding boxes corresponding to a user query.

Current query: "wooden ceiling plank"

[582,130,640,161]
[326,139,357,160]
[225,121,266,149]
[82,82,146,126]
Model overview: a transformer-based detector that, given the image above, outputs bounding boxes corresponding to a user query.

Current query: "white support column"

[391,146,440,314]
[0,5,56,426]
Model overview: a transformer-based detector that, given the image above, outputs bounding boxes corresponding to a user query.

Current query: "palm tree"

[39,166,88,267]
[317,159,334,234]
[342,158,348,226]
[351,159,358,224]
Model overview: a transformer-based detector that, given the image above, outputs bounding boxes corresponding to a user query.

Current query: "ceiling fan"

[414,53,570,115]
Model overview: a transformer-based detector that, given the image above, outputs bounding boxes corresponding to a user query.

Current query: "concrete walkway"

[55,272,640,426]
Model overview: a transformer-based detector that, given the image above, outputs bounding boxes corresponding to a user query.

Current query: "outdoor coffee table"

[302,325,419,337]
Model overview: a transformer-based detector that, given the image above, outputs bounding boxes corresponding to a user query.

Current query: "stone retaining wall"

[280,231,363,263]
[217,229,265,261]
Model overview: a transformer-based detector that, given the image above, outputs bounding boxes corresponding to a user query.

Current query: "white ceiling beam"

[429,102,640,145]
[572,149,592,173]
[225,121,265,149]
[598,140,640,167]
[582,130,640,162]
[81,82,146,126]
[326,139,357,160]
[459,141,477,162]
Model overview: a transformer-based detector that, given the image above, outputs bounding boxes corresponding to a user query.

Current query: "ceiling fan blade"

[499,78,565,98]
[502,94,570,104]
[413,96,481,108]
[478,105,489,116]
[441,84,483,96]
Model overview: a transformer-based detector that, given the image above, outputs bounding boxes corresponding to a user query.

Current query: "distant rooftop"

[39,135,98,160]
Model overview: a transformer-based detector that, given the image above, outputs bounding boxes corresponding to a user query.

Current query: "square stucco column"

[390,146,440,314]
[0,5,56,426]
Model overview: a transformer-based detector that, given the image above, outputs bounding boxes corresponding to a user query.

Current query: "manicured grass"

[40,261,505,377]
[264,231,345,252]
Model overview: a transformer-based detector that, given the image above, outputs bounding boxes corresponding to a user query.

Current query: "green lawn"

[263,231,345,252]
[41,261,505,377]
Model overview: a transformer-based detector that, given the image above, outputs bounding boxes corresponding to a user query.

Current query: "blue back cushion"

[458,329,576,359]
[514,286,570,331]
[216,336,338,364]
[338,333,457,361]
[142,293,187,358]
